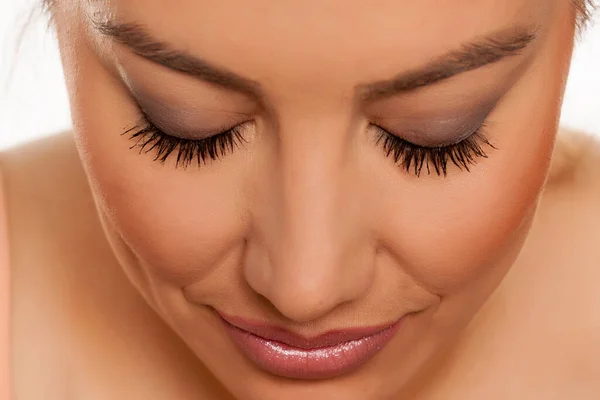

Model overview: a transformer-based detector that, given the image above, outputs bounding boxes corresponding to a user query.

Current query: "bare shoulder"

[0,131,101,270]
[541,128,600,251]
[0,132,106,399]
[521,128,600,389]
[0,132,96,225]
[546,128,600,194]
[535,128,600,299]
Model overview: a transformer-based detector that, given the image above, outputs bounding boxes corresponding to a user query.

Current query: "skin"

[1,0,600,399]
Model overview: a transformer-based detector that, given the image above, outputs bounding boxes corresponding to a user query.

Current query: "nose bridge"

[244,116,374,323]
[279,119,346,254]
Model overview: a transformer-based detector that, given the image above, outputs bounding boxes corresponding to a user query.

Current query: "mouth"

[217,311,404,380]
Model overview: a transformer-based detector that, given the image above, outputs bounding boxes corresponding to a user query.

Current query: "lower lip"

[220,317,403,380]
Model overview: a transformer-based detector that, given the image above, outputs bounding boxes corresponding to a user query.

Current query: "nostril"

[243,239,377,324]
[246,273,361,324]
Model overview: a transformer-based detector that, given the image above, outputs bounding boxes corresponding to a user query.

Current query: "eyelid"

[372,119,481,147]
[136,102,250,140]
[372,105,495,146]
[142,110,251,140]
[125,78,254,135]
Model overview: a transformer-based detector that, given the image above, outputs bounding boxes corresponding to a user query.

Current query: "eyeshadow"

[130,87,248,139]
[372,95,500,146]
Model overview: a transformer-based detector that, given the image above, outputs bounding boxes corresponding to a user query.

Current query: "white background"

[1,1,599,150]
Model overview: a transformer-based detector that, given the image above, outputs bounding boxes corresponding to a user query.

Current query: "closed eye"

[123,112,250,168]
[371,123,497,177]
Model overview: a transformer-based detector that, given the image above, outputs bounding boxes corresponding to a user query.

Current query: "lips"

[217,311,403,379]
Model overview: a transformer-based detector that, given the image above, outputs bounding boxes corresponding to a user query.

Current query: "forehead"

[86,0,549,90]
[91,0,546,42]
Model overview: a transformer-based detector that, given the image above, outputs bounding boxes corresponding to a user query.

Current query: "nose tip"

[259,272,345,324]
[244,238,375,324]
[261,284,341,324]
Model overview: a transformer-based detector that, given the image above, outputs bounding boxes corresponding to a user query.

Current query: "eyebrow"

[92,18,538,102]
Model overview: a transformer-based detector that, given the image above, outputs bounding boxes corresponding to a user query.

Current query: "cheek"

[375,66,562,294]
[78,121,250,287]
[60,24,247,286]
[96,171,246,284]
[75,102,247,286]
[376,131,552,294]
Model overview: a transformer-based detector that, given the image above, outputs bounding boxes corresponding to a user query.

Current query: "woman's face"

[54,0,575,398]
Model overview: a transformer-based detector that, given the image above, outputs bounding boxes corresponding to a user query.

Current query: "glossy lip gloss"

[218,312,404,380]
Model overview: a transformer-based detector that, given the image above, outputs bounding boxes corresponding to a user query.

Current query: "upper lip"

[218,311,401,349]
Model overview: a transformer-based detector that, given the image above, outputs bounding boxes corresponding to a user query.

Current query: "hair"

[573,0,598,33]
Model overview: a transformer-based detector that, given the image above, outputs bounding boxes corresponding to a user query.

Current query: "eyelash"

[123,116,248,169]
[124,115,496,177]
[371,123,496,177]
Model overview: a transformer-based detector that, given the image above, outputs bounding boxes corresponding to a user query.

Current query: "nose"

[243,119,375,323]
